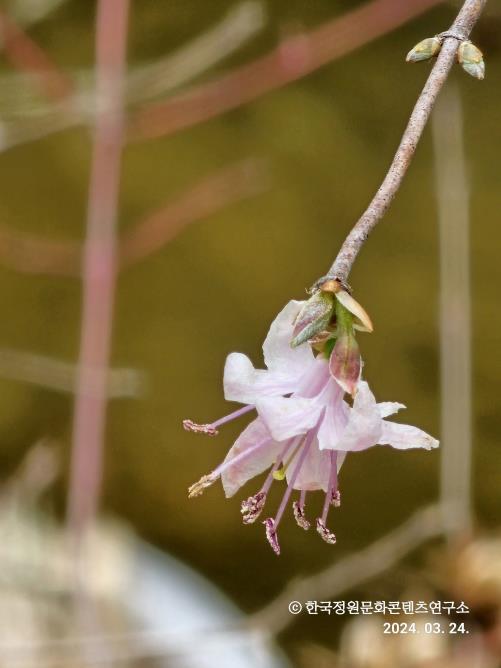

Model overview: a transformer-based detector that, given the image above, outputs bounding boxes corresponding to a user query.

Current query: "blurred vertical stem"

[432,82,473,538]
[67,0,129,546]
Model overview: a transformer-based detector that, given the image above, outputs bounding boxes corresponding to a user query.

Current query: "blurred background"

[0,0,499,666]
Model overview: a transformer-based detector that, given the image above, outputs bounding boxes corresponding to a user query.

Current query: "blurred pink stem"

[129,0,443,140]
[67,0,129,543]
[0,9,72,100]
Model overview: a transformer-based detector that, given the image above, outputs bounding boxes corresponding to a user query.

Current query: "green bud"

[406,36,441,63]
[458,41,485,80]
[335,289,373,333]
[291,291,335,348]
[328,297,361,395]
[329,333,361,396]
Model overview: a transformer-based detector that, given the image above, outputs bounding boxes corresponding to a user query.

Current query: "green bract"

[290,291,335,348]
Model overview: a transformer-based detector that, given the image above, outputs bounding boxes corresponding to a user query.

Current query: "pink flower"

[185,301,438,555]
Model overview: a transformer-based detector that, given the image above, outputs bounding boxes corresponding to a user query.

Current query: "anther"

[293,501,310,530]
[332,490,341,507]
[188,473,217,498]
[183,419,218,436]
[263,518,281,556]
[316,518,337,545]
[241,492,266,524]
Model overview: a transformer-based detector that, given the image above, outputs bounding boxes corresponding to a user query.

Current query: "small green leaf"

[291,291,335,348]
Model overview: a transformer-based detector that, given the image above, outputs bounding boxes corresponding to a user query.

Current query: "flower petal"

[330,380,382,451]
[256,396,322,441]
[263,300,314,376]
[316,379,349,450]
[286,441,346,491]
[221,417,282,497]
[380,421,439,450]
[223,352,297,404]
[378,401,406,418]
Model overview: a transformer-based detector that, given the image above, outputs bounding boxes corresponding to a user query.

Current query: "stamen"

[241,491,266,524]
[263,518,280,556]
[211,404,255,428]
[316,518,337,544]
[241,439,298,524]
[263,419,322,554]
[274,432,315,527]
[293,491,310,530]
[316,451,338,544]
[188,473,217,498]
[332,489,341,507]
[321,451,338,523]
[183,420,218,436]
[183,404,255,436]
[188,436,272,499]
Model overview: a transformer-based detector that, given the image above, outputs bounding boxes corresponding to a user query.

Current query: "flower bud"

[406,36,441,63]
[291,291,335,348]
[329,332,361,396]
[458,41,485,80]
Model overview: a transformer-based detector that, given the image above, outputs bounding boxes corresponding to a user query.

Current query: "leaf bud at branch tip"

[458,41,485,80]
[406,36,441,63]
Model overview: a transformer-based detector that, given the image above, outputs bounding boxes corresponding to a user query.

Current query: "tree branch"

[316,0,487,289]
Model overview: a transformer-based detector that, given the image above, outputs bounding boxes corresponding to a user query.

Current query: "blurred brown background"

[0,1,499,665]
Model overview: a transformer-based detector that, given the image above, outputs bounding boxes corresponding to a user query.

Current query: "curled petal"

[224,353,296,404]
[263,300,314,375]
[377,401,406,418]
[332,381,382,452]
[380,421,439,450]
